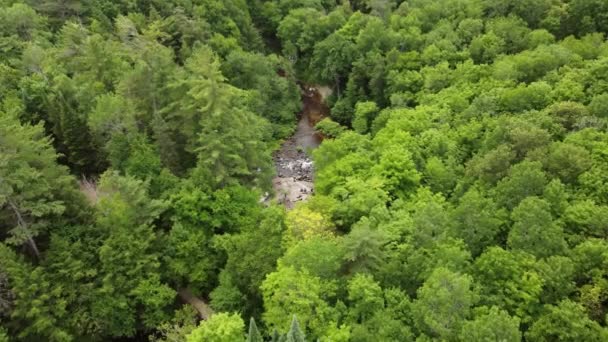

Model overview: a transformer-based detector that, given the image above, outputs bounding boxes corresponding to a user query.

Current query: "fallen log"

[178,288,213,320]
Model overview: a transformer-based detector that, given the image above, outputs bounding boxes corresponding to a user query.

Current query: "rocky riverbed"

[272,86,329,208]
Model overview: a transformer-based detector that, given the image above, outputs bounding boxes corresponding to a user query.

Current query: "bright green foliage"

[352,101,378,134]
[404,188,452,248]
[0,3,47,60]
[423,156,456,194]
[469,32,505,64]
[342,225,388,274]
[501,83,551,113]
[451,188,506,256]
[545,142,592,184]
[92,171,174,335]
[279,236,343,279]
[332,178,389,227]
[323,323,352,342]
[526,300,608,341]
[261,266,337,338]
[165,218,219,295]
[564,200,608,239]
[474,248,543,322]
[0,245,72,341]
[570,239,608,321]
[395,239,472,294]
[276,7,344,76]
[349,306,414,342]
[412,268,477,340]
[167,184,263,295]
[167,47,273,189]
[87,93,137,147]
[494,161,548,209]
[508,197,567,258]
[371,145,420,199]
[222,50,301,138]
[535,256,576,304]
[315,118,346,138]
[212,205,285,314]
[347,274,384,323]
[187,313,245,342]
[311,31,357,90]
[589,93,608,118]
[2,0,608,340]
[193,101,272,190]
[460,306,522,342]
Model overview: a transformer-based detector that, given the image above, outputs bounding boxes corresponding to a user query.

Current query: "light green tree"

[526,300,608,341]
[474,247,543,322]
[412,268,477,340]
[92,171,174,336]
[0,244,73,341]
[261,266,338,338]
[347,274,384,323]
[187,313,245,342]
[451,188,506,256]
[460,306,521,342]
[508,197,567,258]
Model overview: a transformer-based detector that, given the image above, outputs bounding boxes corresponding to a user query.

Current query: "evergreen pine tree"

[285,316,305,342]
[247,317,263,342]
[0,111,81,258]
[270,329,282,342]
[59,107,103,174]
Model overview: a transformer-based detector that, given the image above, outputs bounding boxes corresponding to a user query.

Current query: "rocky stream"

[272,86,330,208]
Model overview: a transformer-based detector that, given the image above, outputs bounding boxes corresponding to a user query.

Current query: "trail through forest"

[272,86,330,208]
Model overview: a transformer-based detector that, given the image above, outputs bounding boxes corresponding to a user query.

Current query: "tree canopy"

[2,0,608,340]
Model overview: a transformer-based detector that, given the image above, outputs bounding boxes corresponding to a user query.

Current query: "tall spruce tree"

[247,317,264,342]
[286,316,305,342]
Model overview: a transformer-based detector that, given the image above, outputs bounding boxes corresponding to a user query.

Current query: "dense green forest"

[1,0,608,341]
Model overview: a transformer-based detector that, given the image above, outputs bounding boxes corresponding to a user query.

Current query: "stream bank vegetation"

[2,0,608,341]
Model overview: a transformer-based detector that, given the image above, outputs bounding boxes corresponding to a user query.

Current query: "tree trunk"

[335,76,341,98]
[8,200,40,259]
